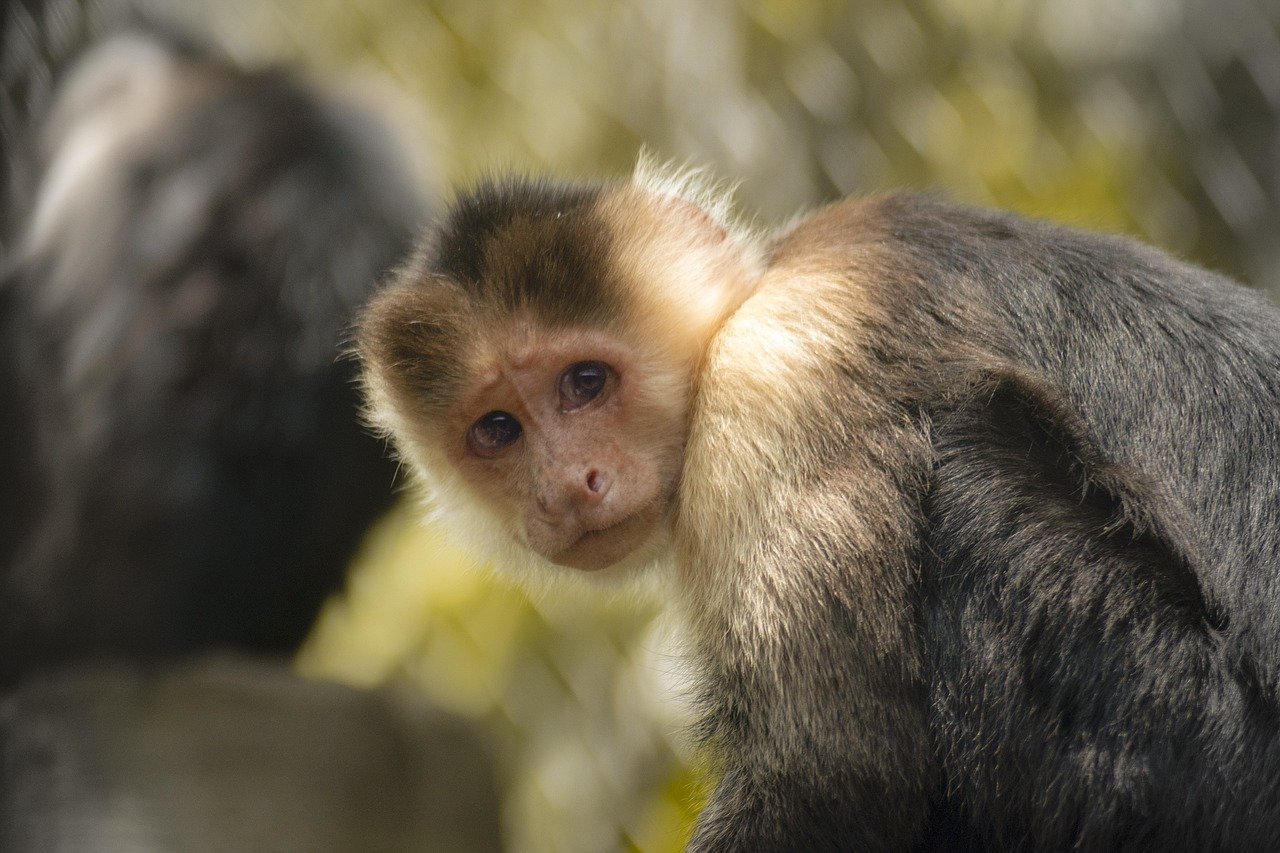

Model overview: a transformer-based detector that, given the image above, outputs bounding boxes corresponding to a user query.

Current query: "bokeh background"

[6,0,1280,850]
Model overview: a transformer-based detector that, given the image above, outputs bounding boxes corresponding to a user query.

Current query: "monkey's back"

[865,197,1280,657]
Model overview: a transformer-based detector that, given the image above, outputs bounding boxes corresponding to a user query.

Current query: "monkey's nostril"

[586,470,606,495]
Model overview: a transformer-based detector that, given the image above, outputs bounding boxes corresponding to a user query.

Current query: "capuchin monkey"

[0,29,423,685]
[358,159,1280,850]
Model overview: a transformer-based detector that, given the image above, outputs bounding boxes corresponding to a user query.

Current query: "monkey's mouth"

[551,502,664,572]
[579,517,630,540]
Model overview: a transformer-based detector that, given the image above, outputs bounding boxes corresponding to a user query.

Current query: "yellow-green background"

[144,1,1280,849]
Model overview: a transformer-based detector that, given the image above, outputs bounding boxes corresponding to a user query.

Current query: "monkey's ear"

[647,192,730,244]
[930,366,1216,623]
[630,153,743,244]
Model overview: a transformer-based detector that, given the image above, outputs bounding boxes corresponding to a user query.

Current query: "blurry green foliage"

[154,0,1278,848]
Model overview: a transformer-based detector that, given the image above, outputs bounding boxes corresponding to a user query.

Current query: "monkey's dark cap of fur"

[425,178,623,326]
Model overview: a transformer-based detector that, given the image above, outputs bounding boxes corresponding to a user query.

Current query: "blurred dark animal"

[0,21,504,853]
[0,24,423,684]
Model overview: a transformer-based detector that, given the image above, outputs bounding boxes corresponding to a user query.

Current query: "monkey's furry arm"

[682,356,1253,850]
[677,267,937,850]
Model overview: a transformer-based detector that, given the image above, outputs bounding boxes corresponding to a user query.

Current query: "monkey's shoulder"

[772,191,1255,298]
[772,192,1130,268]
[768,191,1280,366]
[687,252,919,514]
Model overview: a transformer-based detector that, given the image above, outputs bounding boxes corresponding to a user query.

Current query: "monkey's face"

[442,322,689,573]
[358,174,761,580]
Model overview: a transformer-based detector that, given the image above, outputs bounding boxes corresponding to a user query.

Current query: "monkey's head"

[359,162,759,579]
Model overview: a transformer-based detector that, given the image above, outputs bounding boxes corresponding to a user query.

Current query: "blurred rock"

[0,658,503,852]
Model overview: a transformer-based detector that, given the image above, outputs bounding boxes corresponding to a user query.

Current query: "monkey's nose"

[536,470,608,519]
[585,469,607,498]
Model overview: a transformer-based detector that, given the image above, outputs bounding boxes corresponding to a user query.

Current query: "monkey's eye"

[559,361,610,411]
[468,411,522,455]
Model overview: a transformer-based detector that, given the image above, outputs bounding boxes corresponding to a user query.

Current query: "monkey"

[0,26,425,685]
[358,158,1280,850]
